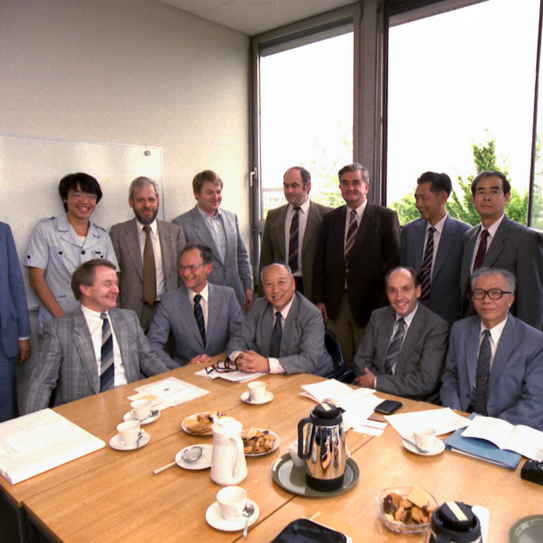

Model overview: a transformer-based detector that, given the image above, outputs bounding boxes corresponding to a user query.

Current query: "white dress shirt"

[81,304,127,387]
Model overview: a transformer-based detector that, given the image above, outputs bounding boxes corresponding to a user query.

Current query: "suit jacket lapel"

[73,308,100,394]
[483,216,509,267]
[110,310,140,383]
[461,226,479,292]
[206,284,219,348]
[157,220,172,282]
[273,206,288,260]
[179,287,205,349]
[352,202,374,252]
[433,216,453,279]
[261,303,275,356]
[126,219,143,281]
[488,316,515,389]
[334,206,348,256]
[413,220,426,273]
[376,309,396,372]
[301,202,318,254]
[280,295,300,356]
[192,207,222,265]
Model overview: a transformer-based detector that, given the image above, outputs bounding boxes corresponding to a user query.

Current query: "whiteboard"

[0,134,163,310]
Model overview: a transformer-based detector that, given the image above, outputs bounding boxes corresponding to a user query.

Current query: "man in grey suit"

[354,267,449,402]
[24,260,168,413]
[147,244,243,369]
[259,166,331,301]
[400,172,470,326]
[110,177,186,332]
[172,170,253,311]
[441,268,543,431]
[227,264,333,376]
[460,170,543,330]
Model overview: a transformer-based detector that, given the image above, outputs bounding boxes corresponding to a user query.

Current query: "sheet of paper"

[352,419,387,436]
[134,377,209,408]
[195,368,265,382]
[300,379,360,404]
[385,408,471,442]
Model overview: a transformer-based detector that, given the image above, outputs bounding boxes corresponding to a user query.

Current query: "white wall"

[0,0,251,407]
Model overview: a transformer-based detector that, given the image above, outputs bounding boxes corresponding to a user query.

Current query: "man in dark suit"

[259,166,331,301]
[227,263,333,376]
[110,177,186,332]
[441,268,543,430]
[400,172,470,326]
[24,260,168,413]
[460,170,543,330]
[0,222,31,421]
[313,163,401,366]
[172,170,253,311]
[353,267,449,402]
[147,244,243,369]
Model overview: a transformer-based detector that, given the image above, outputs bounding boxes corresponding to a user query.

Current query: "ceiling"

[158,0,356,36]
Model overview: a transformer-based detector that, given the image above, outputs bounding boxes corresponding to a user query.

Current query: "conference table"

[1,361,538,543]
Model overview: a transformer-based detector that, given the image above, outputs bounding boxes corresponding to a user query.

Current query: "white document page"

[133,377,209,408]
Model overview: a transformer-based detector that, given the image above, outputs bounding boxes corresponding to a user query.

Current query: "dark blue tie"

[269,312,282,358]
[194,294,206,346]
[473,330,491,416]
[100,313,114,392]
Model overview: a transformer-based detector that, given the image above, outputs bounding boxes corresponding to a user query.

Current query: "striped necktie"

[473,229,489,271]
[345,209,358,266]
[288,207,301,273]
[420,226,435,300]
[100,313,115,392]
[193,294,206,346]
[384,318,406,375]
[269,312,283,358]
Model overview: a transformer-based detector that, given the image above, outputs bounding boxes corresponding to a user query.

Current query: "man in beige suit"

[259,166,331,302]
[110,177,186,332]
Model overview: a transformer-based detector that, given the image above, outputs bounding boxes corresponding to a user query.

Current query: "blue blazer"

[401,215,470,326]
[172,206,253,308]
[0,222,30,358]
[441,314,543,431]
[147,283,243,369]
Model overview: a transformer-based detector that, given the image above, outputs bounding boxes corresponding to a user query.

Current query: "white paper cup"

[413,426,436,452]
[216,486,247,521]
[117,421,140,446]
[247,381,266,402]
[131,399,152,421]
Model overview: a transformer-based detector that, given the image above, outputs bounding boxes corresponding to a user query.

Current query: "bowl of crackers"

[376,486,437,533]
[242,428,280,456]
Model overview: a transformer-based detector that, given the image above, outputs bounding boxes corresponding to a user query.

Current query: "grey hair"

[338,163,370,184]
[470,267,516,294]
[260,262,293,283]
[129,176,159,200]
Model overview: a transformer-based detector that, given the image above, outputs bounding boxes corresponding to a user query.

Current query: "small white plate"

[205,499,259,532]
[402,438,445,456]
[240,390,274,405]
[175,444,213,470]
[244,430,280,457]
[181,412,226,436]
[123,408,160,425]
[109,430,150,451]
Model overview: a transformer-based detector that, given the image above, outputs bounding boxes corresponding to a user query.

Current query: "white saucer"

[240,390,274,405]
[402,438,445,456]
[109,430,150,451]
[175,444,213,470]
[123,408,160,425]
[205,499,259,531]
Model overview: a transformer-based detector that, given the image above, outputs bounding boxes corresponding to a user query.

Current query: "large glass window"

[387,0,540,226]
[258,27,354,219]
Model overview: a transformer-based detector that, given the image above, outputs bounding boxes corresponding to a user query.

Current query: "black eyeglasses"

[471,288,512,300]
[205,360,237,374]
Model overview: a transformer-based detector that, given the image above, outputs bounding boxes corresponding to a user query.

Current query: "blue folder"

[444,414,522,470]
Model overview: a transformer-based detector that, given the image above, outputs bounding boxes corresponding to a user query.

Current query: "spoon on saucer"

[242,502,255,537]
[153,446,203,474]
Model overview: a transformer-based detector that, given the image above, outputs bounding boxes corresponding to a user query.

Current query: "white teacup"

[117,421,140,446]
[216,486,247,521]
[289,441,305,468]
[247,381,266,402]
[413,426,437,452]
[131,399,152,421]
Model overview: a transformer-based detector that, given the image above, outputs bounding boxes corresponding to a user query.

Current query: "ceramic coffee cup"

[216,486,247,521]
[413,426,436,452]
[247,381,266,402]
[289,441,305,468]
[131,399,152,421]
[117,421,140,446]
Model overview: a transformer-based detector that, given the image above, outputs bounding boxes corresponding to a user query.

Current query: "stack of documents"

[132,376,210,408]
[0,409,104,485]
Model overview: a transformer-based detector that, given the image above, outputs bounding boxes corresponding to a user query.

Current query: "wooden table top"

[8,363,537,543]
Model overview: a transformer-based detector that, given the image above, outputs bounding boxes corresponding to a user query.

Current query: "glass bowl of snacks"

[376,486,438,533]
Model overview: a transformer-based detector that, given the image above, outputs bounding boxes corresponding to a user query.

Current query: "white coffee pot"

[210,417,247,486]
